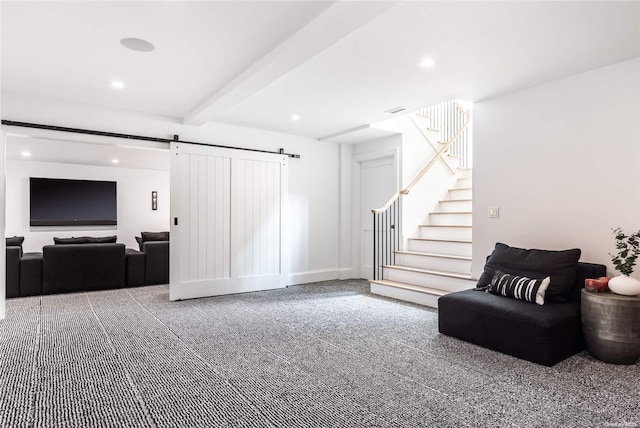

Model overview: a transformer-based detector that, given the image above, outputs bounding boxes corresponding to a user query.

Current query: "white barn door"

[169,142,288,300]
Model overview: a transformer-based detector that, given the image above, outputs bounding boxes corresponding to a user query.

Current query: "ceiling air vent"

[384,106,406,114]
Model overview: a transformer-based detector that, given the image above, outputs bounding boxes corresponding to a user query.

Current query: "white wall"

[371,115,457,243]
[349,134,401,279]
[473,58,640,279]
[2,92,341,284]
[6,160,170,252]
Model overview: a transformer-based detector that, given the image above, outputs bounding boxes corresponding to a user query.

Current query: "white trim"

[370,282,439,308]
[338,267,354,280]
[337,144,353,287]
[288,268,339,285]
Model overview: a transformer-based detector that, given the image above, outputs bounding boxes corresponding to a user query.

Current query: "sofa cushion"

[20,252,43,297]
[6,246,21,298]
[438,289,584,366]
[477,243,581,302]
[125,249,145,286]
[488,270,550,305]
[42,243,125,294]
[142,241,169,285]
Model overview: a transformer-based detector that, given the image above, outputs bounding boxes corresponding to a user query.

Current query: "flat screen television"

[30,178,117,226]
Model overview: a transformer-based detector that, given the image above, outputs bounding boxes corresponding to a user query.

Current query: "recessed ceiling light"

[21,151,31,157]
[111,159,119,164]
[290,114,300,121]
[419,58,436,68]
[111,80,125,90]
[120,37,155,52]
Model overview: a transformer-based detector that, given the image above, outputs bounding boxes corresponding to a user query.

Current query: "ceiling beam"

[183,1,399,126]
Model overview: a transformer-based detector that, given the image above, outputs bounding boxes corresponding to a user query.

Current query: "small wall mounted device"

[152,191,158,211]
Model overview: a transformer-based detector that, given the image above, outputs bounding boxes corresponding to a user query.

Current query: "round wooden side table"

[581,289,640,364]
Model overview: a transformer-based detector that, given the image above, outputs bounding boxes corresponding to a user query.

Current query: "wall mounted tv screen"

[30,178,117,226]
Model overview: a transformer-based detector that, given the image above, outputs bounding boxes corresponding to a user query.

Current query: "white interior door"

[169,143,288,300]
[360,156,396,280]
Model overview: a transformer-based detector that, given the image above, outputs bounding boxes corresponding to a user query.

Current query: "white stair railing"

[417,100,472,169]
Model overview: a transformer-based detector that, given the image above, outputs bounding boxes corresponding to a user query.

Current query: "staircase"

[370,100,475,308]
[370,169,475,308]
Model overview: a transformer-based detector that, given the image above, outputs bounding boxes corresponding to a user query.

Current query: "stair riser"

[445,155,460,170]
[437,200,472,213]
[444,188,472,200]
[419,226,472,241]
[407,239,471,256]
[456,168,472,179]
[371,282,439,309]
[395,253,472,275]
[428,213,472,226]
[453,178,472,189]
[384,269,476,292]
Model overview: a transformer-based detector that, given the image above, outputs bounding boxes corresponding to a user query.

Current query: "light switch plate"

[489,207,500,218]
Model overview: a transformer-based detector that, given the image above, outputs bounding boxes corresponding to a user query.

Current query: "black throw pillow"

[6,236,25,254]
[477,243,581,302]
[86,236,117,244]
[6,236,25,247]
[55,236,117,245]
[135,236,142,251]
[54,237,90,245]
[141,231,169,245]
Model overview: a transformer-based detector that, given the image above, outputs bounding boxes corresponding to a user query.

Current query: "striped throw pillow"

[488,270,550,305]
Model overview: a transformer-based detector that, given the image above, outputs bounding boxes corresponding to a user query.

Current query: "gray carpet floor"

[0,280,638,428]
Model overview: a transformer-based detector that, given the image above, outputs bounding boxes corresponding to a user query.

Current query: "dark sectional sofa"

[438,243,606,366]
[6,238,42,298]
[5,233,170,297]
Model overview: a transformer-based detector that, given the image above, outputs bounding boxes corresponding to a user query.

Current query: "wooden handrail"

[372,101,470,214]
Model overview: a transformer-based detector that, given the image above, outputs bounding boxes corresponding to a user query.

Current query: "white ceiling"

[2,0,640,148]
[6,134,170,171]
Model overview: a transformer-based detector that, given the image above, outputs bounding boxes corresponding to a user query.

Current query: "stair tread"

[430,211,472,215]
[370,280,449,297]
[418,225,471,229]
[382,265,474,280]
[439,198,472,203]
[408,237,472,244]
[395,251,472,261]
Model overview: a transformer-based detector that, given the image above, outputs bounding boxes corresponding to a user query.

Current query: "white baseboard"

[338,268,355,280]
[288,269,339,285]
[370,282,440,309]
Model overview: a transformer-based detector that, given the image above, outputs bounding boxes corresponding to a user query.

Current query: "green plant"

[610,227,640,276]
